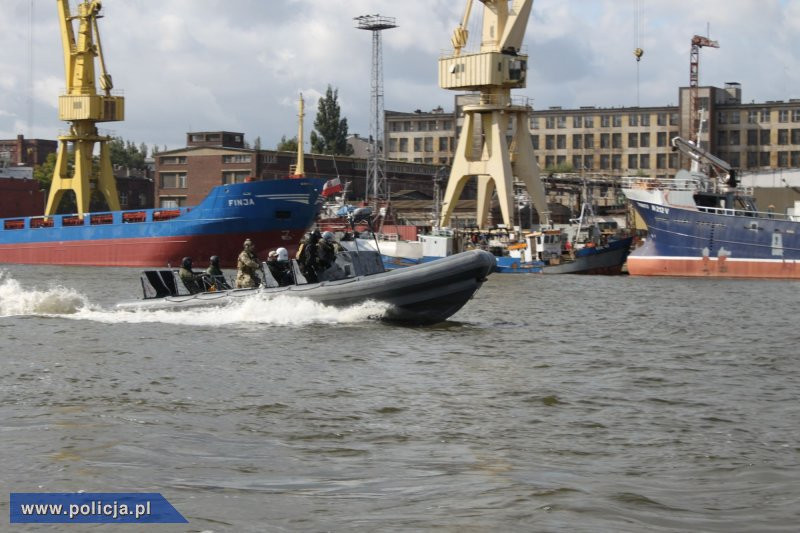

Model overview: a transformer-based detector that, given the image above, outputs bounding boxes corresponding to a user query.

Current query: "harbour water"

[1,265,799,532]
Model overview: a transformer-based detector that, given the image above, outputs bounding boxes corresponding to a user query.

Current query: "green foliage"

[310,85,353,156]
[108,137,147,169]
[276,135,298,152]
[544,162,575,173]
[33,152,60,189]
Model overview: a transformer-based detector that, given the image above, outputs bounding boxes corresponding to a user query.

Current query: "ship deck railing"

[1,206,191,231]
[697,205,796,221]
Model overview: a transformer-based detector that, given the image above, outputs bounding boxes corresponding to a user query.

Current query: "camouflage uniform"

[235,240,261,288]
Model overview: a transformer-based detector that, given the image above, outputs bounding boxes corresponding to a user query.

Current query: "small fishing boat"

[116,249,496,325]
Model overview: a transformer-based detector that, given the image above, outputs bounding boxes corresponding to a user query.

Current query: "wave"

[0,271,387,326]
[0,270,90,316]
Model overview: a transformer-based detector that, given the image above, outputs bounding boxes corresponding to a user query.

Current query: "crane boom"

[451,0,473,55]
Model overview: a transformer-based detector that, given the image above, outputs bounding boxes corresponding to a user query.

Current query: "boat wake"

[0,271,90,316]
[0,271,388,326]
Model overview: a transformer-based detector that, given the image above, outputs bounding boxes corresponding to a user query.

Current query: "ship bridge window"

[275,210,291,219]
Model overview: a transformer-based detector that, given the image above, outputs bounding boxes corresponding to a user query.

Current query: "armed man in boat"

[236,238,261,289]
[266,247,294,287]
[297,229,321,283]
[179,257,206,294]
[205,255,231,290]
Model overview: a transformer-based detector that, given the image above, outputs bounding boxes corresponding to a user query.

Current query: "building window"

[572,135,583,149]
[399,138,408,152]
[628,132,638,148]
[222,154,252,164]
[778,151,789,166]
[389,138,398,152]
[418,121,428,131]
[572,155,582,169]
[628,114,639,127]
[438,137,449,151]
[747,151,758,167]
[403,121,412,131]
[793,110,800,123]
[584,154,594,169]
[424,137,434,152]
[159,172,187,189]
[792,151,800,166]
[584,134,594,149]
[530,117,539,130]
[545,117,555,129]
[669,153,678,168]
[640,114,650,126]
[717,130,727,146]
[557,135,566,149]
[612,133,622,149]
[657,132,667,147]
[760,152,770,166]
[584,116,594,128]
[628,154,638,169]
[545,135,555,150]
[657,113,667,126]
[545,155,555,168]
[670,113,679,126]
[612,154,622,170]
[729,130,740,145]
[760,109,770,122]
[779,110,790,123]
[119,191,128,207]
[600,115,610,127]
[413,138,422,152]
[532,135,539,150]
[792,129,800,144]
[612,115,622,127]
[656,153,667,169]
[730,111,740,124]
[573,116,583,128]
[728,153,740,167]
[717,111,727,124]
[640,132,650,147]
[557,116,566,129]
[222,171,250,184]
[760,129,770,145]
[639,154,650,169]
[747,129,759,146]
[600,133,610,148]
[600,154,610,169]
[159,197,185,208]
[159,156,187,165]
[747,110,758,124]
[556,155,566,165]
[778,129,789,145]
[262,154,276,163]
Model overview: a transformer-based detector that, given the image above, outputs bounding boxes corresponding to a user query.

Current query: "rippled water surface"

[1,266,799,532]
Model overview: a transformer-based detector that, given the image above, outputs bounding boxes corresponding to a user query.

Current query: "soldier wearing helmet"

[235,238,261,289]
[178,256,204,294]
[315,231,339,276]
[204,255,230,290]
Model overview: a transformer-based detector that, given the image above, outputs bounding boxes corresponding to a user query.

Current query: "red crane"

[689,34,719,142]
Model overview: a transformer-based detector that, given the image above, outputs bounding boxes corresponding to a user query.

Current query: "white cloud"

[3,0,798,150]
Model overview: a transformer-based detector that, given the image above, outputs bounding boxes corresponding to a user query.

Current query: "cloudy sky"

[2,0,799,154]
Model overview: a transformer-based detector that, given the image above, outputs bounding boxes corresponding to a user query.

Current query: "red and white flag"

[322,177,343,197]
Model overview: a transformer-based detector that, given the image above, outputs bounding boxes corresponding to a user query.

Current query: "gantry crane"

[46,0,124,217]
[437,0,549,228]
[688,34,719,143]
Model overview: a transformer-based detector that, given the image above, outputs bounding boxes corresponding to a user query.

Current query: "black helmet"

[181,257,192,268]
[210,255,219,266]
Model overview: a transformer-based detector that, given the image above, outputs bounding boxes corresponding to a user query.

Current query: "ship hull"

[0,178,324,268]
[627,199,800,279]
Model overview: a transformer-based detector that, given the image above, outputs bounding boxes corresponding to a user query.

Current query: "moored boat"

[116,249,496,325]
[622,136,800,278]
[0,178,324,268]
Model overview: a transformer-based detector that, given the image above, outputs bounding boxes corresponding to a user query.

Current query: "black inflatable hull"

[116,250,495,325]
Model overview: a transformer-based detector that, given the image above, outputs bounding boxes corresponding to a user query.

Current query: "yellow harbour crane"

[438,0,549,228]
[45,0,124,218]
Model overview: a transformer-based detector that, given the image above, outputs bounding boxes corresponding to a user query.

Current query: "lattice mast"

[47,0,124,217]
[354,14,397,207]
[689,34,719,144]
[438,0,549,229]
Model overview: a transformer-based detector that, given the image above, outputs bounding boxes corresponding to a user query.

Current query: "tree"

[310,85,353,155]
[107,137,147,169]
[276,135,298,152]
[253,136,262,150]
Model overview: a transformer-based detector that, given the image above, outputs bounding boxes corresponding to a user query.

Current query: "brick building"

[0,135,57,167]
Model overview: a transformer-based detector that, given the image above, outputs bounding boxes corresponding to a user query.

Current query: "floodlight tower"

[438,0,549,228]
[355,14,397,207]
